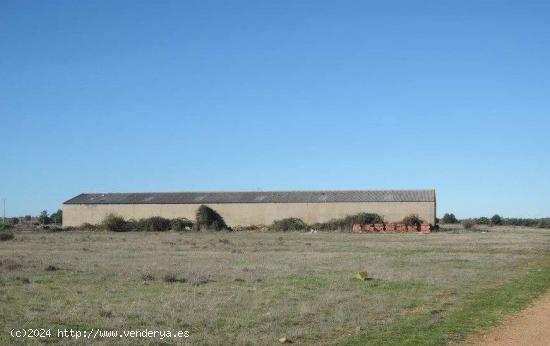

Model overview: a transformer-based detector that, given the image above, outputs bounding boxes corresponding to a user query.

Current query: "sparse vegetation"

[194,205,228,231]
[1,228,550,345]
[271,217,308,231]
[458,217,550,229]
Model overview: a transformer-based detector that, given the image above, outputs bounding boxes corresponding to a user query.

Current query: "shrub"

[462,219,476,229]
[441,213,458,224]
[271,217,308,231]
[194,205,228,231]
[38,210,51,225]
[103,214,128,232]
[138,217,171,232]
[80,223,100,231]
[9,217,20,225]
[311,212,384,231]
[163,273,186,283]
[401,214,424,227]
[477,217,490,225]
[0,224,13,232]
[0,232,14,241]
[491,214,503,225]
[171,218,194,231]
[141,273,155,281]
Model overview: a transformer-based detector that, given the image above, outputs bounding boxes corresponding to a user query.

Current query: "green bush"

[401,214,424,227]
[462,219,476,229]
[491,214,503,225]
[441,213,458,224]
[0,224,14,232]
[311,212,384,231]
[103,214,129,232]
[271,217,308,231]
[194,205,228,231]
[477,217,490,225]
[138,217,171,232]
[171,218,194,231]
[0,232,14,241]
[50,209,63,224]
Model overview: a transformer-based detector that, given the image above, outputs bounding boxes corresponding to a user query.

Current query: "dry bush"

[462,220,476,229]
[103,214,128,232]
[271,218,308,231]
[138,217,171,232]
[0,232,15,241]
[171,218,194,231]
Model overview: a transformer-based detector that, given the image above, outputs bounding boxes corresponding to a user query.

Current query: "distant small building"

[62,189,436,227]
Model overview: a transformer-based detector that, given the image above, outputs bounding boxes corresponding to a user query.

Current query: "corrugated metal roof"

[64,190,435,205]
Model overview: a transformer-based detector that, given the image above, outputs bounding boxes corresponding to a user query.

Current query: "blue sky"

[1,0,549,218]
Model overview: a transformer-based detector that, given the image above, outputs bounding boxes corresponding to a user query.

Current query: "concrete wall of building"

[63,201,436,227]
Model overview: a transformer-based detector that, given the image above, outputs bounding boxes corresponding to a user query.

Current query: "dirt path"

[465,290,550,345]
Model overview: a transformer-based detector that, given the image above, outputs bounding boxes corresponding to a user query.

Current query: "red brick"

[407,224,419,232]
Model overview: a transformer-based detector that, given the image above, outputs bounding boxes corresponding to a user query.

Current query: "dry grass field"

[1,226,550,345]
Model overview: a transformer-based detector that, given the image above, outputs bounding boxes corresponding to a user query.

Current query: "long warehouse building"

[62,189,436,227]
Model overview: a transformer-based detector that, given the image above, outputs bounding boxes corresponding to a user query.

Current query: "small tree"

[9,217,20,225]
[24,215,32,222]
[50,209,63,224]
[491,214,503,225]
[441,213,458,224]
[38,210,51,225]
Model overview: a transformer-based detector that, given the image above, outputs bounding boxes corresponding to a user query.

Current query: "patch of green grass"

[341,257,550,345]
[358,279,432,290]
[286,273,330,289]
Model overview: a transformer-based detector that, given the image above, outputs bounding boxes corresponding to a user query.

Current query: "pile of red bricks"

[352,223,432,233]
